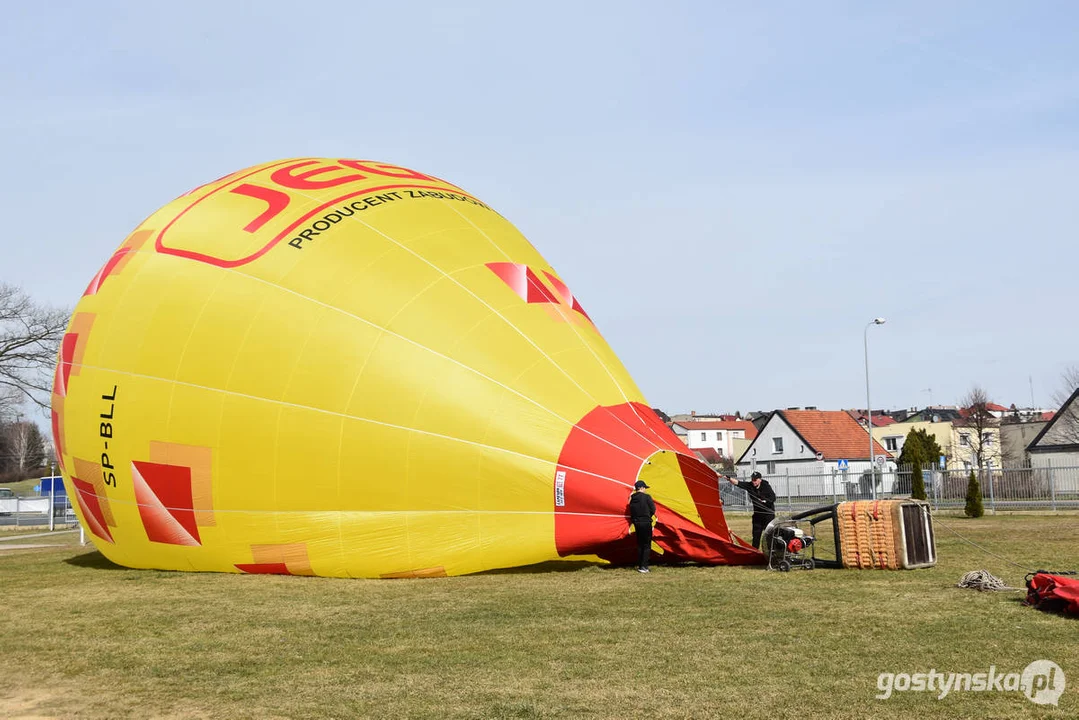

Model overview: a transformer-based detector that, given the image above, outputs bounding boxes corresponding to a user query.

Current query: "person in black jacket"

[728,471,776,550]
[627,480,656,573]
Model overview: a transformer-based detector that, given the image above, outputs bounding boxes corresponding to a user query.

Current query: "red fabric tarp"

[1026,573,1079,616]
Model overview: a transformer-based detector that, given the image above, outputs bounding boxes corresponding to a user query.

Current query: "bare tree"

[1058,365,1079,397]
[2,420,45,474]
[0,284,69,413]
[1049,365,1079,445]
[0,386,22,423]
[954,385,1001,470]
[999,434,1025,468]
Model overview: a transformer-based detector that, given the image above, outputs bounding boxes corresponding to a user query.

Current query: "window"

[884,437,899,452]
[772,437,784,453]
[982,432,993,446]
[734,431,743,439]
[766,461,776,474]
[716,431,723,441]
[960,433,970,447]
[700,432,706,442]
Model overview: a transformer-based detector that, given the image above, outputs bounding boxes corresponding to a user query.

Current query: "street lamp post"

[864,318,886,499]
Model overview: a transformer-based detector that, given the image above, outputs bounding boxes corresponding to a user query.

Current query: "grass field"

[1,512,1076,719]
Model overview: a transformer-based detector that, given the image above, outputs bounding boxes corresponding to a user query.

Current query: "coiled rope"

[956,569,1020,592]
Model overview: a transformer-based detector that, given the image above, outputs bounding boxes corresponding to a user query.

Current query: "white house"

[735,409,895,494]
[1027,387,1079,468]
[670,419,757,461]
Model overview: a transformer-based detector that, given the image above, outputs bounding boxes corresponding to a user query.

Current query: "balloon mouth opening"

[553,402,764,566]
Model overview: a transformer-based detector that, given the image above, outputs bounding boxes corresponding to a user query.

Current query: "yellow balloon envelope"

[52,158,762,577]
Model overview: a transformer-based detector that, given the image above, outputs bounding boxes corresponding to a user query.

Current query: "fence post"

[931,465,938,509]
[1048,459,1056,512]
[786,468,792,513]
[49,478,56,532]
[15,495,20,528]
[987,466,995,514]
[928,466,936,510]
[831,468,837,505]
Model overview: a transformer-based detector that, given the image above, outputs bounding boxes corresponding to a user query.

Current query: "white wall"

[685,429,725,453]
[737,414,813,464]
[723,429,746,458]
[0,497,50,513]
[1031,451,1079,468]
[678,425,748,458]
[877,432,906,456]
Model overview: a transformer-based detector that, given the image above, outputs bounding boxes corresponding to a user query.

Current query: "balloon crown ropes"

[55,158,763,578]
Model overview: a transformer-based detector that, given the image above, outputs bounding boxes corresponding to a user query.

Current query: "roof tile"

[781,410,891,460]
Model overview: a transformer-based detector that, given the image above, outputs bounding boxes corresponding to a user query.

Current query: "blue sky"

[3,1,1077,415]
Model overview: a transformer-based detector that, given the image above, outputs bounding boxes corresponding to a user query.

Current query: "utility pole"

[864,318,886,500]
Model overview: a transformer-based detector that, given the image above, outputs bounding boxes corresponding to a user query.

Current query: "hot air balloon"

[52,158,762,577]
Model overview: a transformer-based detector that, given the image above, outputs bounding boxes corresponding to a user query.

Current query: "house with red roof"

[847,409,899,428]
[735,409,893,485]
[670,419,757,462]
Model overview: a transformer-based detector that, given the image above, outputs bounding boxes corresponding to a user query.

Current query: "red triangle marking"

[131,461,201,546]
[485,262,528,300]
[72,477,114,543]
[542,270,591,319]
[59,333,78,393]
[235,563,292,575]
[51,409,65,469]
[524,267,558,304]
[571,297,592,322]
[541,271,572,304]
[83,247,132,296]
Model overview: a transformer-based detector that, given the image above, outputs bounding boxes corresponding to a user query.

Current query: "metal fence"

[4,463,1077,527]
[0,493,78,530]
[723,463,1079,513]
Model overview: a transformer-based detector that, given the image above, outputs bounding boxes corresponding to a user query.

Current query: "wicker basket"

[836,500,936,570]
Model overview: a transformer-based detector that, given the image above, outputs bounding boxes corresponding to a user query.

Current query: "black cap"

[634,480,649,489]
[750,471,762,480]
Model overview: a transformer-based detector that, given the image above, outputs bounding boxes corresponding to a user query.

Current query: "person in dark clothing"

[627,480,656,573]
[728,471,776,550]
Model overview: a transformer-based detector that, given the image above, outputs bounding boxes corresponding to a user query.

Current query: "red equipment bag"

[1025,572,1079,616]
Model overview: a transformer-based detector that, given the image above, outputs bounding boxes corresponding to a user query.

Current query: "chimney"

[691,410,696,416]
